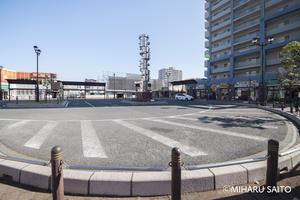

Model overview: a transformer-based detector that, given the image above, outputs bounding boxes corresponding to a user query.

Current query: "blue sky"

[0,0,205,81]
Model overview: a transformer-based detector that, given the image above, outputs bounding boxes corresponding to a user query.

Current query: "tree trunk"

[290,88,293,113]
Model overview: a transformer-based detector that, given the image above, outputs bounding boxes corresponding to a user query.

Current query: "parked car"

[175,93,194,101]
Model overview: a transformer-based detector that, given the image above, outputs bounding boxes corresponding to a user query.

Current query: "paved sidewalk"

[0,173,298,200]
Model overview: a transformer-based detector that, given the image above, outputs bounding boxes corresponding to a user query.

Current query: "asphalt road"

[0,99,298,169]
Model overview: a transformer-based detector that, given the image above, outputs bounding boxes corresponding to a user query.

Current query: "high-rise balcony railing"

[233,5,260,21]
[211,19,231,32]
[211,31,231,42]
[233,18,260,33]
[205,31,210,39]
[211,66,230,73]
[267,21,300,35]
[233,0,251,9]
[205,2,209,10]
[205,41,210,48]
[205,21,210,29]
[211,0,230,11]
[211,43,231,53]
[211,7,231,21]
[266,57,281,66]
[234,32,259,45]
[265,0,284,8]
[235,46,258,53]
[235,60,260,69]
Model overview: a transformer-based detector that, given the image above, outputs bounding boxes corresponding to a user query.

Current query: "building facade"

[158,67,182,87]
[205,0,300,101]
[0,66,57,100]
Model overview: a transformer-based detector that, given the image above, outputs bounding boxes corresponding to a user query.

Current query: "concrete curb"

[0,105,298,196]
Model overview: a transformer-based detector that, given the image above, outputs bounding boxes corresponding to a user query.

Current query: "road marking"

[7,120,30,129]
[114,119,207,157]
[147,119,268,142]
[81,120,107,158]
[65,101,70,108]
[84,100,95,107]
[24,121,58,149]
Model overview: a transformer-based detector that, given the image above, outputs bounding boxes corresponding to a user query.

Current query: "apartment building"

[205,0,300,100]
[158,67,182,89]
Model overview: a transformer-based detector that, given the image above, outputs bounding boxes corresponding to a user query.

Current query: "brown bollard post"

[266,139,279,194]
[171,147,181,200]
[51,146,64,200]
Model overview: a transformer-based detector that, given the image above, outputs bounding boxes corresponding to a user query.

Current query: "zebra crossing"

[0,109,288,162]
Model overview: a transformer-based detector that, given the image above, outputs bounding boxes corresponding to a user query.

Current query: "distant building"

[0,66,57,100]
[106,73,140,98]
[158,67,182,88]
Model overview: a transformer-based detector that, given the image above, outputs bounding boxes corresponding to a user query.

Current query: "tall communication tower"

[138,34,151,92]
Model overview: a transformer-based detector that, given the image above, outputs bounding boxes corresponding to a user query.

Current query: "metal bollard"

[51,146,64,200]
[266,139,279,194]
[171,147,181,200]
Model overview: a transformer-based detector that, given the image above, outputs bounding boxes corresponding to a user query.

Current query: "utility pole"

[113,73,116,99]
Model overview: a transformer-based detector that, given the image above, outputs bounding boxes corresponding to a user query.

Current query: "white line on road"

[84,100,95,107]
[147,119,268,142]
[113,119,207,157]
[24,121,58,149]
[65,101,70,108]
[81,120,107,158]
[7,120,30,129]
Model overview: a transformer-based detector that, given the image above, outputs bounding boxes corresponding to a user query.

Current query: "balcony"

[233,0,251,9]
[235,46,258,54]
[205,2,209,10]
[235,60,260,69]
[267,21,300,35]
[233,32,259,45]
[205,31,210,39]
[205,21,210,29]
[211,0,230,11]
[265,0,284,8]
[212,31,231,42]
[233,18,260,33]
[211,66,230,73]
[211,7,231,21]
[233,5,260,21]
[211,20,231,32]
[205,41,210,48]
[205,12,210,20]
[266,57,281,66]
[205,60,209,68]
[211,43,231,53]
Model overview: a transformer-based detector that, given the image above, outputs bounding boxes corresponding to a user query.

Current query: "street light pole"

[33,46,41,102]
[166,71,171,98]
[113,73,116,99]
[251,37,274,105]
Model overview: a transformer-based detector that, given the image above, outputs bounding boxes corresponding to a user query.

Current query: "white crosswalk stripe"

[7,120,30,129]
[24,121,58,149]
[114,119,207,157]
[147,118,268,141]
[81,120,107,158]
[170,116,278,129]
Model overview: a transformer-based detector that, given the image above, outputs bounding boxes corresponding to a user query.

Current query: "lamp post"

[251,37,274,105]
[113,73,116,99]
[166,71,171,98]
[33,46,41,102]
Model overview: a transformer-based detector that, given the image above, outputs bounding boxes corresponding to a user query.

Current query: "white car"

[175,93,194,101]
